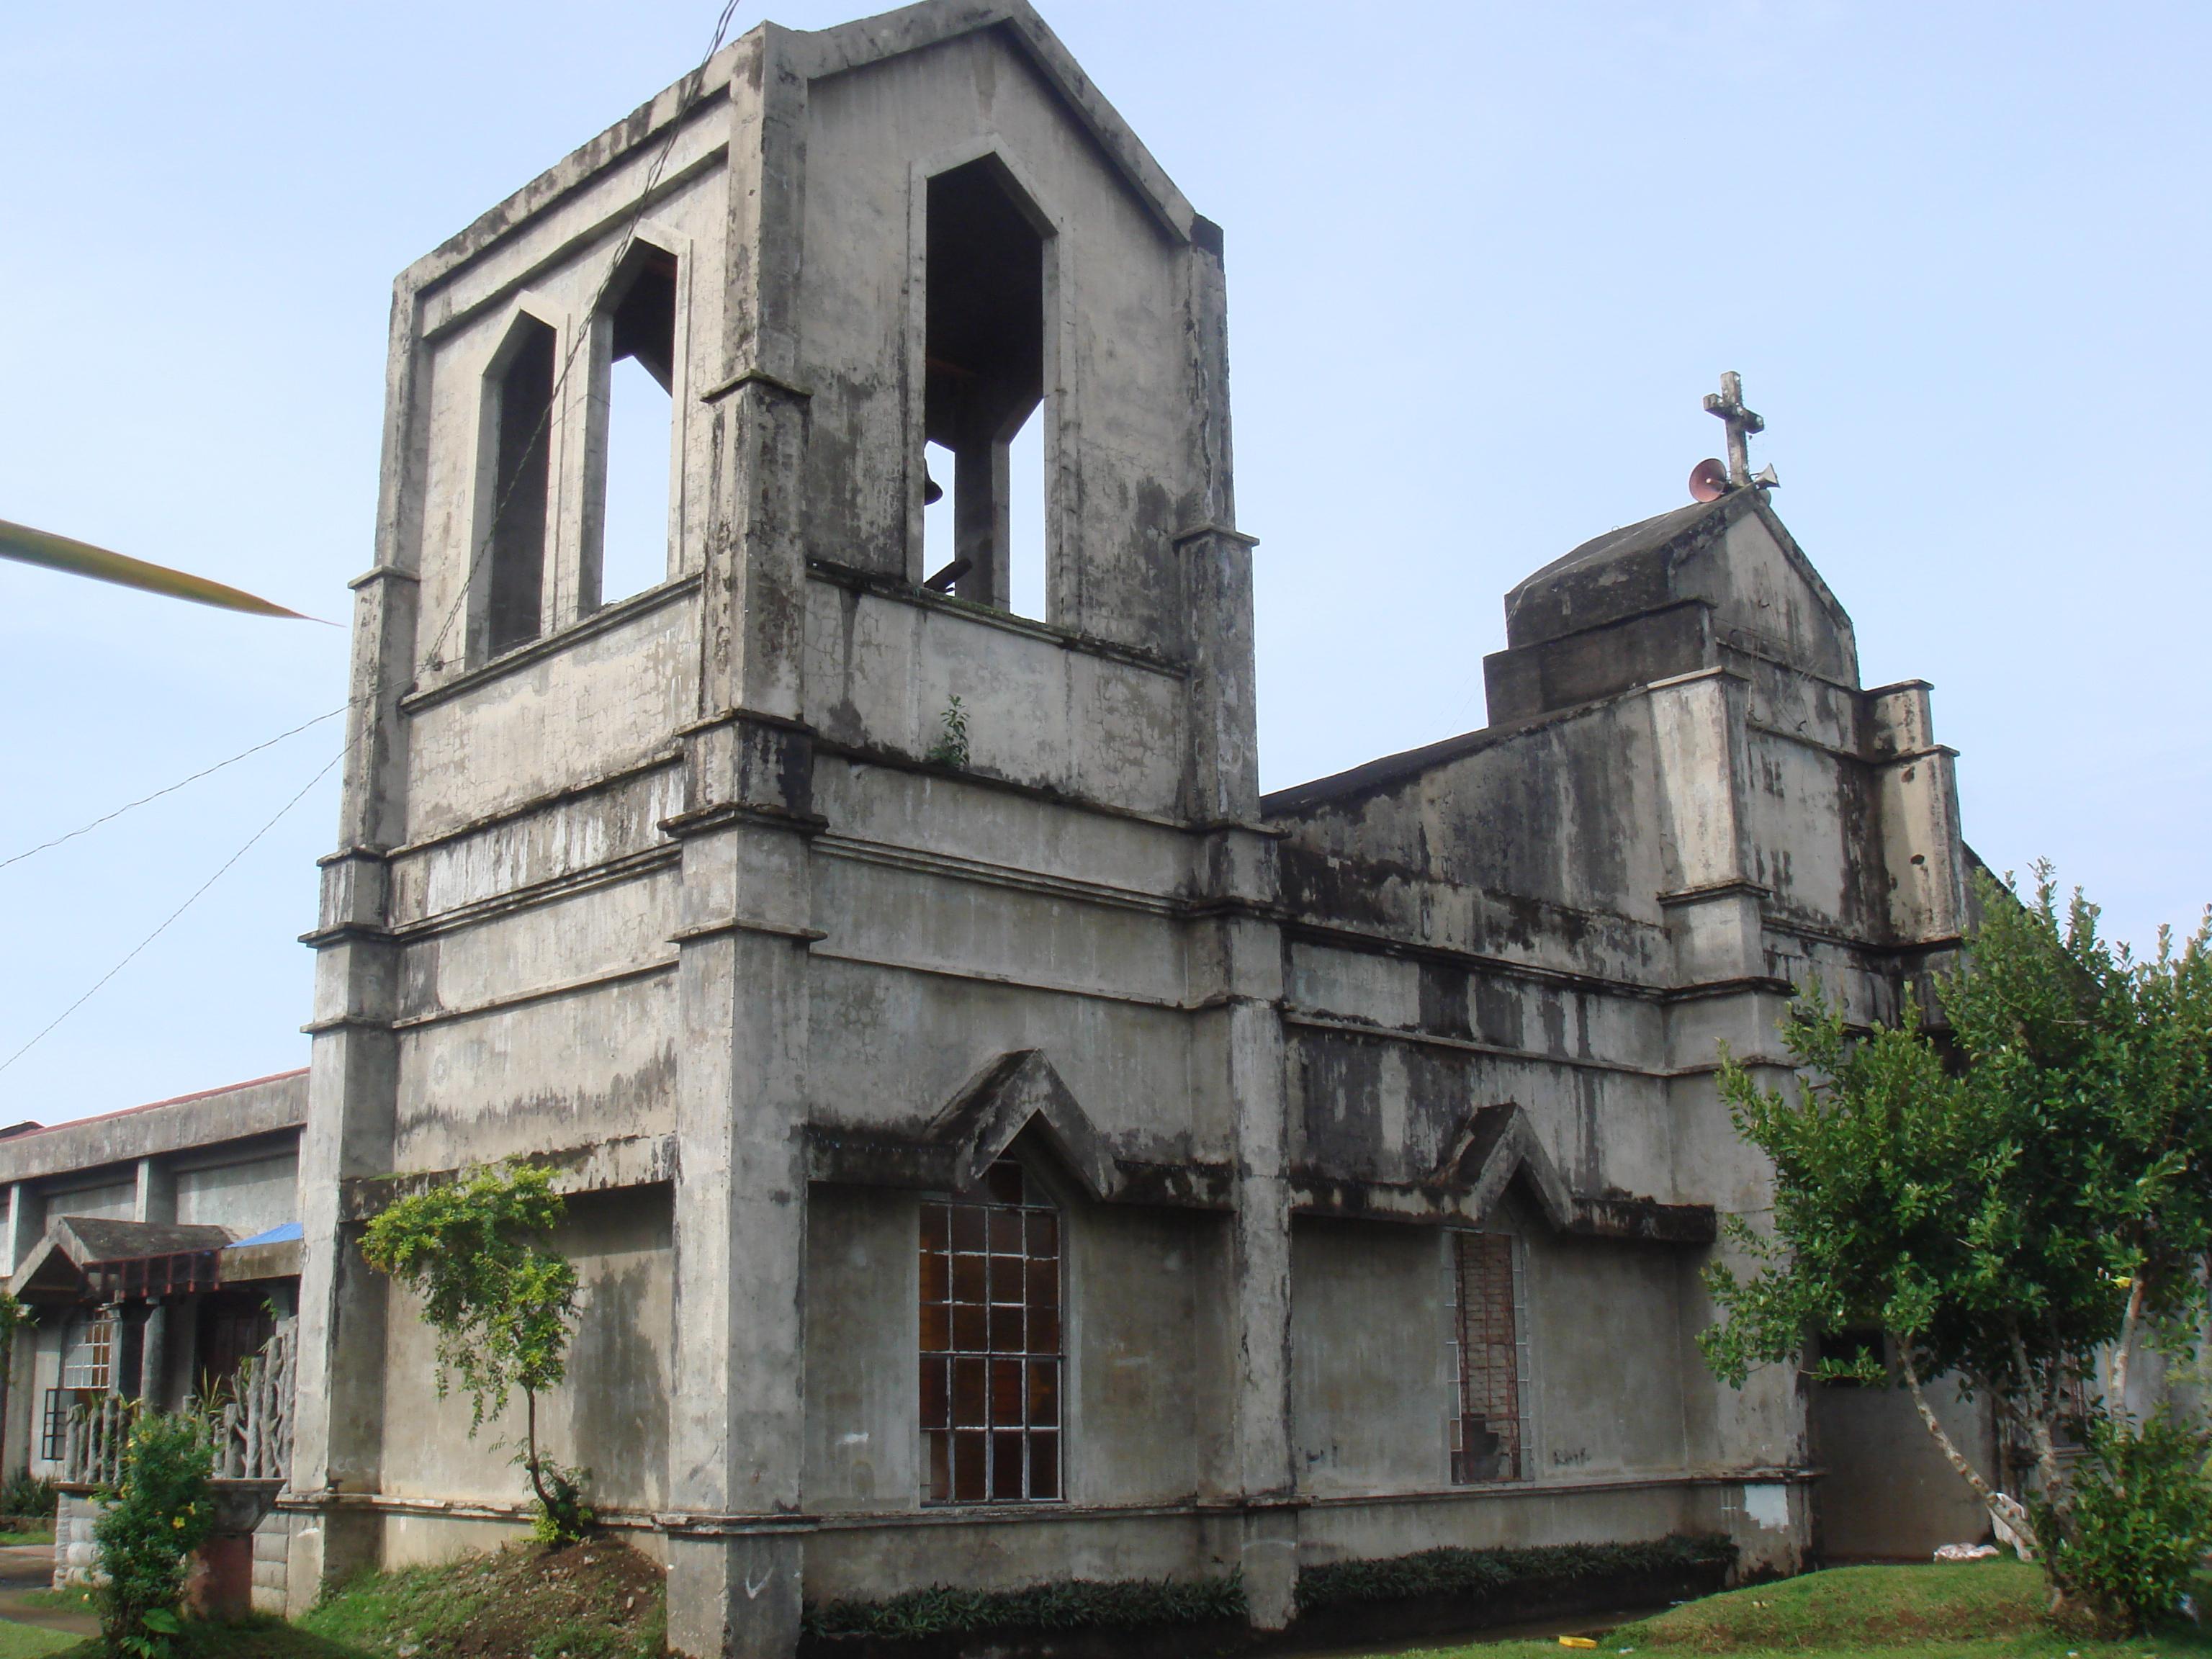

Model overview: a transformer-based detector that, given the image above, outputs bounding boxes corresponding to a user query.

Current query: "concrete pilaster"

[4,1183,40,1279]
[665,43,814,1648]
[1868,680,1968,945]
[1189,827,1297,1627]
[291,262,426,1609]
[665,822,814,1657]
[132,1158,175,1226]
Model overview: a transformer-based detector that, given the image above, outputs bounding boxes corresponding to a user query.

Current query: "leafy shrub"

[524,1457,595,1548]
[2036,1409,2212,1635]
[1,1472,58,1520]
[91,1411,215,1659]
[804,1573,1244,1640]
[1295,1533,1737,1613]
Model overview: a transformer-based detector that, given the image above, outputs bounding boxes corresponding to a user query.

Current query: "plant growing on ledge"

[361,1160,593,1545]
[925,695,970,768]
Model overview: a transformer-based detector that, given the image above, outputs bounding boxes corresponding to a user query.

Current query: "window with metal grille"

[919,1159,1061,1503]
[39,1390,68,1463]
[1446,1232,1529,1483]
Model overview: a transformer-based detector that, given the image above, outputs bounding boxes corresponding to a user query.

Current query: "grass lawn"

[25,1551,2212,1659]
[0,1627,76,1659]
[1408,1561,2212,1659]
[30,1542,662,1659]
[0,1533,53,1549]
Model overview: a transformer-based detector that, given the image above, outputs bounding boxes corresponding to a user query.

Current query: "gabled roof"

[52,1217,232,1262]
[408,0,1199,292]
[12,1216,235,1305]
[1503,485,1851,649]
[789,1,1197,240]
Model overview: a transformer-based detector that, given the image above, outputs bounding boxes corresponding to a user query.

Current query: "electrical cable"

[418,0,746,675]
[1,0,748,1084]
[0,702,349,873]
[0,747,345,1079]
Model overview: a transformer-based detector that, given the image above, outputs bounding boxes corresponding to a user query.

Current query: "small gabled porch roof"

[11,1216,234,1306]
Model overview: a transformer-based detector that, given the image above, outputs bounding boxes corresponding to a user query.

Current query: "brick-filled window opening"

[920,1159,1062,1503]
[1447,1232,1530,1483]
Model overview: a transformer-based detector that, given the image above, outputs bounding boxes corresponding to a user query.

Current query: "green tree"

[92,1410,214,1659]
[360,1161,590,1543]
[1699,866,2212,1627]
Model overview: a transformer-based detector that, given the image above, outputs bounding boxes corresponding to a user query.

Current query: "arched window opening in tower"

[479,316,557,659]
[922,156,1046,619]
[597,249,679,608]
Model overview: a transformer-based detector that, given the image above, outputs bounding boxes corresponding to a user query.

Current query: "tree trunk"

[523,1388,552,1511]
[1898,1346,2039,1555]
[2006,1325,2068,1506]
[2108,1274,2148,1411]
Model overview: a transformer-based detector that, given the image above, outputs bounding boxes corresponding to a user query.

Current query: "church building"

[278,4,1990,1653]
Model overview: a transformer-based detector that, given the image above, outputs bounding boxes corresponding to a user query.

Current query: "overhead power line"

[0,747,345,1079]
[0,703,349,873]
[1,0,750,1085]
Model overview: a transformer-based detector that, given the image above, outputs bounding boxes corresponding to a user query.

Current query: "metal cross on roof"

[1703,372,1766,487]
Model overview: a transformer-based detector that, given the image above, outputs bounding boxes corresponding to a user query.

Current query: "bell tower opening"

[922,156,1046,616]
[593,247,679,608]
[478,314,557,660]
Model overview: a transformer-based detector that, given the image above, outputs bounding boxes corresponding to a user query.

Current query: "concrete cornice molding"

[1290,1101,1717,1245]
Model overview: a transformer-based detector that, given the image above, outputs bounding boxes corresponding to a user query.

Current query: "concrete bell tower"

[292,6,1282,1656]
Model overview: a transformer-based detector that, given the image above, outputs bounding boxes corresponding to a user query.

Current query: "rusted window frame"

[918,1157,1064,1505]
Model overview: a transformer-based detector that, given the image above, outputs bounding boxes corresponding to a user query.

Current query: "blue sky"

[3,0,2206,1121]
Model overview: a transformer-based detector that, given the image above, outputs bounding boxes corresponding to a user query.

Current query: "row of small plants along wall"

[1295,1532,1739,1613]
[801,1533,1737,1646]
[802,1573,1249,1642]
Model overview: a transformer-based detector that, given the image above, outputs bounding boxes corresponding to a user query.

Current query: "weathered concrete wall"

[804,1186,919,1513]
[1064,1193,1231,1505]
[804,580,1188,816]
[1290,1219,1694,1499]
[1291,1220,1451,1497]
[36,1182,136,1227]
[1285,984,1676,1198]
[1530,1229,1691,1478]
[804,1177,1233,1514]
[1812,1369,1992,1561]
[1298,1480,1727,1569]
[174,1155,297,1236]
[401,599,702,840]
[377,1189,673,1514]
[804,1511,1238,1604]
[251,1509,292,1614]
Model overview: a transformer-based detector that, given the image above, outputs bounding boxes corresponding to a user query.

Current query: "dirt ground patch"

[300,1539,663,1659]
